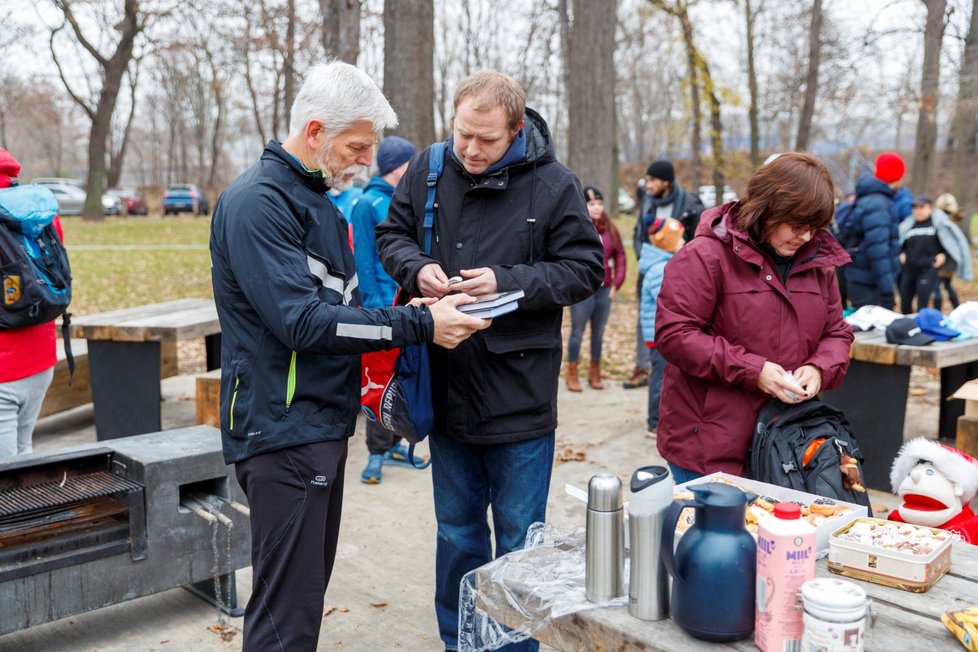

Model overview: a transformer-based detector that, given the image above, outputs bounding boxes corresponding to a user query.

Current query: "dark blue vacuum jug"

[661,482,757,641]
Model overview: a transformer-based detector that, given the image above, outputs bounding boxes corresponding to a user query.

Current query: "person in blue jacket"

[349,135,424,483]
[209,61,489,652]
[843,152,905,309]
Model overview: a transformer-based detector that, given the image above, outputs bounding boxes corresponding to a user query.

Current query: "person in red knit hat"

[888,437,978,544]
[0,148,64,458]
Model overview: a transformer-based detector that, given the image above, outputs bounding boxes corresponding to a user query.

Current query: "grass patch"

[60,215,213,315]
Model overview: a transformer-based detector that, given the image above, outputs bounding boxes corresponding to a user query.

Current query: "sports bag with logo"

[747,398,871,509]
[359,141,446,468]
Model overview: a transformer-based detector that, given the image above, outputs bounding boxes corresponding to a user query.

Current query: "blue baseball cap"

[915,308,960,341]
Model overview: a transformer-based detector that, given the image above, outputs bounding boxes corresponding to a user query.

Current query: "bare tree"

[953,0,978,220]
[911,0,949,195]
[744,0,761,168]
[320,0,361,63]
[384,0,435,146]
[650,0,703,187]
[795,0,823,151]
[106,61,140,189]
[566,0,618,213]
[48,0,145,219]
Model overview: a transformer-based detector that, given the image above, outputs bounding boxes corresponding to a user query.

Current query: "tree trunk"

[566,0,618,214]
[745,0,760,168]
[384,0,435,146]
[795,0,823,151]
[696,48,725,207]
[953,0,978,223]
[911,0,948,195]
[320,0,361,64]
[106,68,139,189]
[284,0,296,115]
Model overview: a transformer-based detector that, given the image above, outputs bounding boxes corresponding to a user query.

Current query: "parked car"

[32,177,122,215]
[106,187,148,216]
[35,181,85,216]
[162,184,209,216]
[698,184,738,209]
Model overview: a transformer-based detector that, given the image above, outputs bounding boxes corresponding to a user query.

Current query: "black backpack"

[747,398,871,509]
[0,184,74,374]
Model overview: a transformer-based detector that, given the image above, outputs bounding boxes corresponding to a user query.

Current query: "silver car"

[32,177,123,215]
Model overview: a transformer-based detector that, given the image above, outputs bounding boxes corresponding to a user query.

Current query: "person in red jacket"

[0,148,63,458]
[654,152,853,481]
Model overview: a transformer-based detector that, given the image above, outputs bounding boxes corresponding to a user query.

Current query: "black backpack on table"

[747,398,871,509]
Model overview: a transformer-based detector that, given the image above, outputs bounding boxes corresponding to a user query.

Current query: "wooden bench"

[70,299,220,440]
[195,368,222,428]
[39,338,179,419]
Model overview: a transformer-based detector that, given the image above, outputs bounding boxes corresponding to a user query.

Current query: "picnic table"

[69,298,220,440]
[477,540,978,651]
[821,329,978,489]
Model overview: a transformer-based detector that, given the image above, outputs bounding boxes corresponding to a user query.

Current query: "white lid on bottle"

[627,466,673,515]
[801,578,867,621]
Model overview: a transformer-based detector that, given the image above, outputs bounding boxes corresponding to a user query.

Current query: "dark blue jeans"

[668,462,704,485]
[567,285,612,362]
[429,432,555,652]
[647,347,666,430]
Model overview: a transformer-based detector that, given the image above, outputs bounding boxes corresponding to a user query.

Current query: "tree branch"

[49,23,95,120]
[53,0,107,66]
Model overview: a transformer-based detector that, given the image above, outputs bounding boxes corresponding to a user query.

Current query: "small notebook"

[457,290,525,319]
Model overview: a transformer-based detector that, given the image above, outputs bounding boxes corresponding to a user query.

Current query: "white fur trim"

[890,437,978,502]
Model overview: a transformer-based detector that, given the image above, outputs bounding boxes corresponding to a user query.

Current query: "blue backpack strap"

[423,142,447,255]
[407,442,432,469]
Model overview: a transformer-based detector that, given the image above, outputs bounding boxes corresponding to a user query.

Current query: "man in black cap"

[625,159,704,391]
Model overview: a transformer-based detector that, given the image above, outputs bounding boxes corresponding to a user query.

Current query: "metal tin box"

[827,517,953,592]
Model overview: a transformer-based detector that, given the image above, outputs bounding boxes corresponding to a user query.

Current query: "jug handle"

[661,498,696,585]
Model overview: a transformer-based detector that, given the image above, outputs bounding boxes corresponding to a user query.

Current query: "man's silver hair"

[289,60,397,138]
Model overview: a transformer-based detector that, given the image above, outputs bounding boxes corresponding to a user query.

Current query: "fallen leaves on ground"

[556,447,587,463]
[323,605,351,617]
[370,601,388,608]
[207,623,237,642]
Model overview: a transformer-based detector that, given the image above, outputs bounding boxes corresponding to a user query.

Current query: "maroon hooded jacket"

[654,202,853,475]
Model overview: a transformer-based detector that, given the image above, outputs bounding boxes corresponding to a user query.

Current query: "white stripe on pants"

[0,366,54,458]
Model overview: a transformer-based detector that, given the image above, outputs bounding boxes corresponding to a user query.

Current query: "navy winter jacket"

[210,141,434,464]
[843,174,900,294]
[376,109,603,444]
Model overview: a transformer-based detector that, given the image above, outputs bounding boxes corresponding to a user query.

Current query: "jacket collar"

[263,140,329,195]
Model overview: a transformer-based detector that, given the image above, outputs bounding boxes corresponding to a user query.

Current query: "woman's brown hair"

[736,152,836,243]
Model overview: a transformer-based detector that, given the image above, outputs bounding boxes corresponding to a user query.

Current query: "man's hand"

[933,253,947,269]
[428,293,491,348]
[418,263,450,298]
[757,361,806,403]
[792,364,823,398]
[452,267,497,296]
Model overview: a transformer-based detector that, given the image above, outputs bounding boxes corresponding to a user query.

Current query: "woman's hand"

[608,286,616,300]
[758,361,807,403]
[792,364,823,398]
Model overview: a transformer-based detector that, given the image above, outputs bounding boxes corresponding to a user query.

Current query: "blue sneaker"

[360,454,384,484]
[384,443,429,468]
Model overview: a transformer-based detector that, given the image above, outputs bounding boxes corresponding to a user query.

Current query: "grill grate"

[0,471,142,519]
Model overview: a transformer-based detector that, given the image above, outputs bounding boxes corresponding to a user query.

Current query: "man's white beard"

[316,141,369,191]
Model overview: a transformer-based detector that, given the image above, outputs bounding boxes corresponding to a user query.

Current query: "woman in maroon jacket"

[654,153,853,481]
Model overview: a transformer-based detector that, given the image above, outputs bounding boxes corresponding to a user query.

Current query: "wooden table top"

[851,329,978,369]
[479,540,978,651]
[69,298,219,343]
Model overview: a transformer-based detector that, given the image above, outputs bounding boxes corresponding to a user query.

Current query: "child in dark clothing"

[898,196,946,314]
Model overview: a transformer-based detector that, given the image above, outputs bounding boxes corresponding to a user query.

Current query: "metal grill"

[0,471,142,519]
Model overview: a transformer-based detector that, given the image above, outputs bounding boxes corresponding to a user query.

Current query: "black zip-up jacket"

[376,109,604,444]
[210,141,434,464]
[633,184,705,257]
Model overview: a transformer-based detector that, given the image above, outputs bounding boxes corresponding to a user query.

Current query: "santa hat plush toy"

[888,437,978,544]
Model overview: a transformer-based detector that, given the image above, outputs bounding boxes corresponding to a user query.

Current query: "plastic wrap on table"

[459,521,629,651]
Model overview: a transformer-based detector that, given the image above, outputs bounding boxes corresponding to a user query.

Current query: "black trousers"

[235,439,348,652]
[899,265,938,314]
[365,419,396,455]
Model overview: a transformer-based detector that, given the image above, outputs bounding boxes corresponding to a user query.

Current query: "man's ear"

[305,120,326,149]
[513,119,525,135]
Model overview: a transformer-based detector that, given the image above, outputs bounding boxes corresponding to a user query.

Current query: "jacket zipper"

[285,350,297,413]
[229,376,240,430]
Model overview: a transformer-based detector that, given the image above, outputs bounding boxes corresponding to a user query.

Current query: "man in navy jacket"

[377,71,603,651]
[210,61,488,652]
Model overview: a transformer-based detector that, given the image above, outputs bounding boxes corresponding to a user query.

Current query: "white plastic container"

[755,502,816,652]
[800,577,868,652]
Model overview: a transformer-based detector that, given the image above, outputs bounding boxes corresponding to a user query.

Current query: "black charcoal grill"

[0,425,250,636]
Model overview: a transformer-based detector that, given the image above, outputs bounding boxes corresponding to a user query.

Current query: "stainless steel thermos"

[585,473,625,602]
[627,465,673,620]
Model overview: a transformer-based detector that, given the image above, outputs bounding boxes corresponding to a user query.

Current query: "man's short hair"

[453,71,526,130]
[289,60,398,138]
